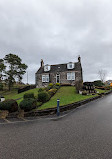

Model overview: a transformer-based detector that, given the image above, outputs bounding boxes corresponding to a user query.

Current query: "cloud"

[0,0,112,83]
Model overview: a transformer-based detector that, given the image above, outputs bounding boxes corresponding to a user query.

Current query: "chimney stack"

[78,55,81,63]
[41,59,44,67]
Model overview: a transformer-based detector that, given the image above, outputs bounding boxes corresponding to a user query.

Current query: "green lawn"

[0,88,39,104]
[0,90,17,100]
[38,86,98,110]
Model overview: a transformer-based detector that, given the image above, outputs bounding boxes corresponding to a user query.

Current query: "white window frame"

[67,63,74,69]
[44,65,51,72]
[42,75,49,82]
[67,72,75,80]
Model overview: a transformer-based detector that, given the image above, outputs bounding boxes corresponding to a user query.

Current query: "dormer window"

[67,62,74,69]
[44,65,51,72]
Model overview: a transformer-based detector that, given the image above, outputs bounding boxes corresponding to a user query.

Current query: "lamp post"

[57,99,60,116]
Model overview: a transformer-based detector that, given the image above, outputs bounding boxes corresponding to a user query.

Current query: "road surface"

[1,94,112,159]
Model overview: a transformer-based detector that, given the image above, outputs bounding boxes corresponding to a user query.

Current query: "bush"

[43,83,54,91]
[53,85,59,90]
[93,80,104,87]
[44,86,50,91]
[104,86,110,90]
[53,83,60,89]
[38,88,45,92]
[82,91,87,95]
[48,83,53,88]
[0,99,18,112]
[0,83,3,91]
[19,98,37,112]
[38,91,50,103]
[24,93,35,99]
[55,83,60,86]
[48,89,57,96]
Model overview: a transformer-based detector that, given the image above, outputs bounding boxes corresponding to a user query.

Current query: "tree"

[4,53,28,90]
[17,63,28,83]
[98,69,107,83]
[0,59,6,82]
[75,80,83,93]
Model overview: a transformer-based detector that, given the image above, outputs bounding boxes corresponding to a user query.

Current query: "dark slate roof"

[36,62,82,74]
[83,82,94,86]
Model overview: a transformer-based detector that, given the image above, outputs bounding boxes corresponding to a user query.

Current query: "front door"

[56,74,60,83]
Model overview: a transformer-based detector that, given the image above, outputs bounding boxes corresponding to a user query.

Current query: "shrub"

[48,89,57,96]
[93,80,104,87]
[43,83,54,91]
[45,86,51,91]
[53,85,59,89]
[44,86,49,91]
[53,83,60,89]
[56,83,60,86]
[104,86,110,90]
[38,88,45,93]
[0,99,18,112]
[82,91,87,95]
[45,83,54,91]
[19,98,37,112]
[24,93,35,99]
[38,91,50,103]
[48,83,53,88]
[0,83,3,91]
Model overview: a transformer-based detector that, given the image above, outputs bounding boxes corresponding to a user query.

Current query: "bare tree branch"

[98,69,107,83]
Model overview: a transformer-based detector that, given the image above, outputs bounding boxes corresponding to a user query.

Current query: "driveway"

[0,94,112,159]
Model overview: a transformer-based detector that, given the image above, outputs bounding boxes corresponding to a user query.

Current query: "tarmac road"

[1,94,112,159]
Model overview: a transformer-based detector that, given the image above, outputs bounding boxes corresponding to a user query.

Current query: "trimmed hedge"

[18,85,36,94]
[38,91,50,103]
[19,98,37,112]
[24,93,35,99]
[0,99,18,112]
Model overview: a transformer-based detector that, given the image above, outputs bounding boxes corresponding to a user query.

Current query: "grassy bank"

[0,88,39,104]
[0,86,109,109]
[38,86,98,110]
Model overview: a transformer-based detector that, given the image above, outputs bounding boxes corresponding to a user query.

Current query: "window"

[44,65,51,71]
[67,63,74,69]
[42,75,49,82]
[69,64,72,69]
[67,72,75,80]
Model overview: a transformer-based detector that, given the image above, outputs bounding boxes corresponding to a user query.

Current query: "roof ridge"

[49,62,77,66]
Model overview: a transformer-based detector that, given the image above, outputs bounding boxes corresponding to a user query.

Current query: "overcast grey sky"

[0,0,112,83]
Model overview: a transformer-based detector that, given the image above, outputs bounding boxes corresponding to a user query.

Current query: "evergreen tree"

[0,59,6,82]
[4,53,27,90]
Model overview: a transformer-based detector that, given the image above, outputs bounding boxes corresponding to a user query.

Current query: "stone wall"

[36,70,83,88]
